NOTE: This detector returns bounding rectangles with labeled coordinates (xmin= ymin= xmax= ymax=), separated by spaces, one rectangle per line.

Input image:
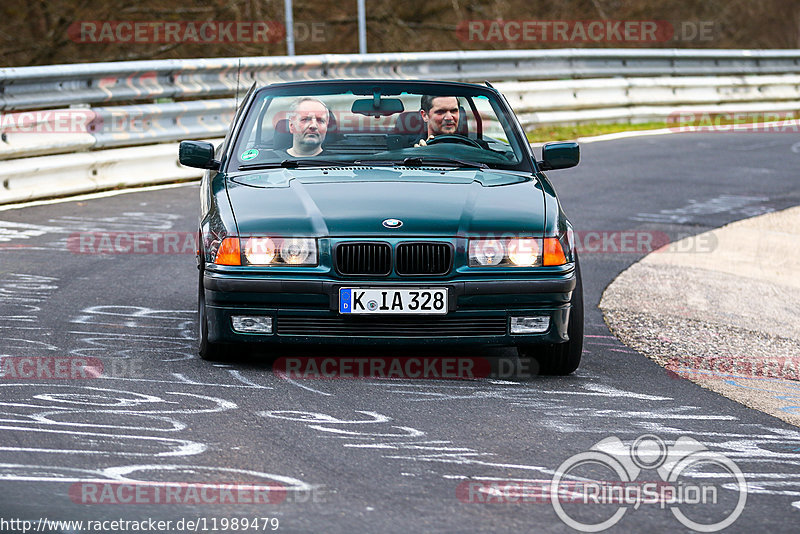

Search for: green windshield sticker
xmin=241 ymin=149 xmax=259 ymax=161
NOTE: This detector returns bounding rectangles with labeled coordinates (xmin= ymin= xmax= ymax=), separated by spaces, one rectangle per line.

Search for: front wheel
xmin=198 ymin=267 xmax=228 ymax=361
xmin=518 ymin=256 xmax=584 ymax=375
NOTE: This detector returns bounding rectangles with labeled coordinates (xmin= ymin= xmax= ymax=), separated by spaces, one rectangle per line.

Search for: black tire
xmin=198 ymin=267 xmax=228 ymax=361
xmin=518 ymin=256 xmax=584 ymax=375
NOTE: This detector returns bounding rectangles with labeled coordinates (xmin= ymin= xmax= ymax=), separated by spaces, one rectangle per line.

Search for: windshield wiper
xmin=239 ymin=159 xmax=355 ymax=170
xmin=352 ymin=159 xmax=397 ymax=166
xmin=239 ymin=157 xmax=488 ymax=170
xmin=401 ymin=156 xmax=488 ymax=169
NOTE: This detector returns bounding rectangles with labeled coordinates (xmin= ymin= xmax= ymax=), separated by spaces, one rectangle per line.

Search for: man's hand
xmin=413 ymin=138 xmax=429 ymax=148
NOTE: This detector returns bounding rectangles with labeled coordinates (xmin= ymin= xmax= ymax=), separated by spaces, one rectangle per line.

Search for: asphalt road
xmin=1 ymin=132 xmax=800 ymax=533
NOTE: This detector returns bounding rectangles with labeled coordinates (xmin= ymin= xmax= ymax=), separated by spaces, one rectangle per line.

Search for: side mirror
xmin=538 ymin=142 xmax=580 ymax=171
xmin=179 ymin=141 xmax=220 ymax=170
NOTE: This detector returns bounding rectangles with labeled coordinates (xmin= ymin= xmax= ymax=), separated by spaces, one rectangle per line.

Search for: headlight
xmin=469 ymin=237 xmax=564 ymax=267
xmin=244 ymin=237 xmax=276 ymax=264
xmin=243 ymin=237 xmax=317 ymax=266
xmin=280 ymin=238 xmax=314 ymax=264
xmin=468 ymin=239 xmax=505 ymax=266
xmin=507 ymin=238 xmax=540 ymax=266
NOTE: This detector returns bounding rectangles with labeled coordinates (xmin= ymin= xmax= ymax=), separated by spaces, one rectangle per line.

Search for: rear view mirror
xmin=351 ymin=98 xmax=404 ymax=117
xmin=179 ymin=141 xmax=220 ymax=170
xmin=538 ymin=142 xmax=580 ymax=171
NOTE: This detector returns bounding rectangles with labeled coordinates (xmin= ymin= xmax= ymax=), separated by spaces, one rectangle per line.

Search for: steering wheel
xmin=425 ymin=134 xmax=483 ymax=149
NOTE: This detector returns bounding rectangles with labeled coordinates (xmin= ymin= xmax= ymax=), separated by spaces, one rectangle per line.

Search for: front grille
xmin=396 ymin=242 xmax=452 ymax=275
xmin=336 ymin=242 xmax=391 ymax=275
xmin=277 ymin=316 xmax=507 ymax=337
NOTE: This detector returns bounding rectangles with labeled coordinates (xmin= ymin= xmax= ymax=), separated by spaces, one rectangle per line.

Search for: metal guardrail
xmin=2 ymin=49 xmax=800 ymax=204
xmin=3 ymin=72 xmax=799 ymax=160
xmin=0 ymin=100 xmax=235 ymax=160
xmin=89 ymin=99 xmax=235 ymax=148
xmin=498 ymin=74 xmax=800 ymax=110
xmin=497 ymin=74 xmax=800 ymax=124
xmin=3 ymin=49 xmax=800 ymax=111
xmin=0 ymin=142 xmax=207 ymax=204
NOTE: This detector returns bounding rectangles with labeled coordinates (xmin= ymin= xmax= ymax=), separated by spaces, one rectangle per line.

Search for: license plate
xmin=339 ymin=288 xmax=448 ymax=315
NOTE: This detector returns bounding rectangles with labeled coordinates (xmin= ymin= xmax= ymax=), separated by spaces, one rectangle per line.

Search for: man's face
xmin=421 ymin=97 xmax=459 ymax=137
xmin=289 ymin=100 xmax=328 ymax=152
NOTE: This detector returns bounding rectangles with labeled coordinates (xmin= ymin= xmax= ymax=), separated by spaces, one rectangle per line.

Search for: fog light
xmin=232 ymin=316 xmax=273 ymax=334
xmin=510 ymin=316 xmax=550 ymax=334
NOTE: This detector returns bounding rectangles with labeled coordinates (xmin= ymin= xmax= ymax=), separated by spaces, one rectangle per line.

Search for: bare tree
xmin=0 ymin=0 xmax=795 ymax=67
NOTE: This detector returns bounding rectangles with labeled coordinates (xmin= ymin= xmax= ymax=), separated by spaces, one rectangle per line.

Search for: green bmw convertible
xmin=180 ymin=79 xmax=583 ymax=374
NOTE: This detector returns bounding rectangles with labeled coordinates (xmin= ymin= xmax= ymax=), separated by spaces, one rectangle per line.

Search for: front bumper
xmin=203 ymin=269 xmax=576 ymax=346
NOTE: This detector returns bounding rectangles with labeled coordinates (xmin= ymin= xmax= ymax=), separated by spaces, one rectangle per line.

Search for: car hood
xmin=227 ymin=168 xmax=546 ymax=237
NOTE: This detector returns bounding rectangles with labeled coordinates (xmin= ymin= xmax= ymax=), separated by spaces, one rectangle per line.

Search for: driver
xmin=414 ymin=95 xmax=460 ymax=147
xmin=287 ymin=97 xmax=329 ymax=157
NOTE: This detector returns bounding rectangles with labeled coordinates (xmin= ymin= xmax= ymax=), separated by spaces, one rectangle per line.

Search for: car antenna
xmin=235 ymin=58 xmax=242 ymax=110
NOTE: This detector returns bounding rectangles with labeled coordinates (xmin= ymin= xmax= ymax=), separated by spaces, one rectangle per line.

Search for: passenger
xmin=287 ymin=97 xmax=329 ymax=157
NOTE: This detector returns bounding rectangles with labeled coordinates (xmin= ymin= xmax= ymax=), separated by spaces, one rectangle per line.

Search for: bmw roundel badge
xmin=382 ymin=218 xmax=403 ymax=229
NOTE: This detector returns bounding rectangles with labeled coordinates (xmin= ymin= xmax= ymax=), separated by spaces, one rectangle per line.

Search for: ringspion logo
xmin=458 ymin=434 xmax=747 ymax=532
xmin=552 ymin=435 xmax=746 ymax=532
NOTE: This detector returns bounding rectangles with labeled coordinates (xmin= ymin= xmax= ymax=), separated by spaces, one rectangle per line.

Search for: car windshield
xmin=228 ymin=82 xmax=532 ymax=172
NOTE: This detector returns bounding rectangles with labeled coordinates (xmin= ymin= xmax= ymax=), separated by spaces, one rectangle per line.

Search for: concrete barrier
xmin=0 ymin=140 xmax=221 ymax=204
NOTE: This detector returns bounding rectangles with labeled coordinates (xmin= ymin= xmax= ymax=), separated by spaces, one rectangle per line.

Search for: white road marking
xmin=0 ymin=182 xmax=197 ymax=213
xmin=227 ymin=370 xmax=272 ymax=389
xmin=0 ymin=425 xmax=204 ymax=457
xmin=276 ymin=375 xmax=333 ymax=396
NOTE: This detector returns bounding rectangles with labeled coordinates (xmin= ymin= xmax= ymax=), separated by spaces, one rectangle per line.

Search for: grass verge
xmin=526 ymin=112 xmax=800 ymax=143
xmin=526 ymin=122 xmax=670 ymax=143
